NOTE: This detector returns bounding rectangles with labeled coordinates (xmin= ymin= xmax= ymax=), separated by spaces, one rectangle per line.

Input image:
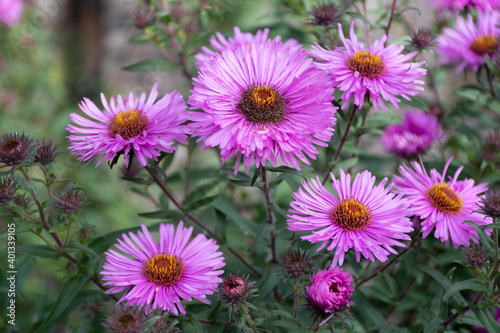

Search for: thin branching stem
xmin=385 ymin=0 xmax=398 ymax=42
xmin=241 ymin=302 xmax=258 ymax=333
xmin=261 ymin=165 xmax=277 ymax=263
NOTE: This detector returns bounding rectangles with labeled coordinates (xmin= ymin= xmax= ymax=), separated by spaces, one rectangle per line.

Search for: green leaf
xmin=184 ymin=182 xmax=222 ymax=212
xmin=12 ymin=244 xmax=60 ymax=260
xmin=442 ymin=278 xmax=488 ymax=302
xmin=345 ymin=12 xmax=382 ymax=29
xmin=122 ymin=58 xmax=180 ymax=72
xmin=48 ymin=222 xmax=71 ymax=233
xmin=399 ymin=97 xmax=429 ymax=111
xmin=418 ymin=265 xmax=466 ymax=305
xmin=469 ymin=304 xmax=500 ymax=332
xmin=35 ymin=272 xmax=91 ymax=332
xmin=211 ymin=197 xmax=256 ymax=237
xmin=423 ymin=318 xmax=443 ymax=333
xmin=138 ymin=209 xmax=184 ymax=220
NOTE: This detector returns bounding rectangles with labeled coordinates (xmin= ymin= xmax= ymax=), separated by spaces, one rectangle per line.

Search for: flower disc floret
xmin=288 ymin=169 xmax=412 ymax=266
xmin=143 ymin=253 xmax=185 ymax=286
xmin=67 ymin=83 xmax=189 ymax=167
xmin=347 ymin=50 xmax=386 ymax=78
xmin=426 ymin=183 xmax=463 ymax=214
xmin=238 ymin=86 xmax=286 ymax=124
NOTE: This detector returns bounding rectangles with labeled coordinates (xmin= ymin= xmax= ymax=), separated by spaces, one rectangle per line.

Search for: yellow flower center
xmin=347 ymin=50 xmax=386 ymax=78
xmin=331 ymin=198 xmax=372 ymax=231
xmin=469 ymin=34 xmax=498 ymax=56
xmin=426 ymin=183 xmax=463 ymax=214
xmin=143 ymin=253 xmax=185 ymax=286
xmin=238 ymin=85 xmax=286 ymax=124
xmin=108 ymin=109 xmax=150 ymax=140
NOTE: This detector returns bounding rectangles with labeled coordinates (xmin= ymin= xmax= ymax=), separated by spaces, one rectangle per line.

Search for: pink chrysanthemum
xmin=189 ymin=39 xmax=337 ymax=173
xmin=437 ymin=12 xmax=500 ymax=72
xmin=307 ymin=267 xmax=354 ymax=313
xmin=287 ymin=170 xmax=413 ymax=266
xmin=381 ymin=109 xmax=444 ymax=157
xmin=0 ymin=0 xmax=23 ymax=27
xmin=431 ymin=0 xmax=500 ymax=12
xmin=392 ymin=157 xmax=493 ymax=248
xmin=100 ymin=222 xmax=225 ymax=315
xmin=309 ymin=22 xmax=426 ymax=111
xmin=194 ymin=26 xmax=300 ymax=67
xmin=67 ymin=83 xmax=189 ymax=167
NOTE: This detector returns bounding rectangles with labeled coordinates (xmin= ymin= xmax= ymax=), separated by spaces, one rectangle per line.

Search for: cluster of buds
xmin=0 ymin=132 xmax=61 ymax=167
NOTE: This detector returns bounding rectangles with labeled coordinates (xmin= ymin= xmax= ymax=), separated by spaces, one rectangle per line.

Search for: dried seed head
xmin=52 ymin=187 xmax=88 ymax=214
xmin=103 ymin=305 xmax=147 ymax=333
xmin=409 ymin=28 xmax=435 ymax=50
xmin=0 ymin=132 xmax=36 ymax=166
xmin=478 ymin=191 xmax=500 ymax=218
xmin=0 ymin=176 xmax=16 ymax=203
xmin=34 ymin=139 xmax=62 ymax=165
xmin=278 ymin=248 xmax=314 ymax=280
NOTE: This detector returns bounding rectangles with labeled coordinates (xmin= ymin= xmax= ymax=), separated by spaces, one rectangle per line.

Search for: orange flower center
xmin=143 ymin=253 xmax=185 ymax=286
xmin=347 ymin=50 xmax=386 ymax=78
xmin=331 ymin=198 xmax=372 ymax=231
xmin=108 ymin=109 xmax=150 ymax=140
xmin=238 ymin=85 xmax=286 ymax=124
xmin=426 ymin=183 xmax=463 ymax=214
xmin=469 ymin=34 xmax=498 ymax=56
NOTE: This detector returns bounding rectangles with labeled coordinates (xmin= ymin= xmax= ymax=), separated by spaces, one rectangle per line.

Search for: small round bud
xmin=278 ymin=247 xmax=314 ymax=280
xmin=0 ymin=132 xmax=36 ymax=166
xmin=52 ymin=187 xmax=88 ymax=214
xmin=309 ymin=2 xmax=343 ymax=27
xmin=150 ymin=312 xmax=181 ymax=333
xmin=132 ymin=10 xmax=152 ymax=29
xmin=409 ymin=28 xmax=435 ymax=50
xmin=0 ymin=176 xmax=16 ymax=203
xmin=217 ymin=273 xmax=257 ymax=313
xmin=478 ymin=191 xmax=500 ymax=218
xmin=103 ymin=305 xmax=147 ymax=333
xmin=34 ymin=139 xmax=61 ymax=165
xmin=78 ymin=221 xmax=95 ymax=244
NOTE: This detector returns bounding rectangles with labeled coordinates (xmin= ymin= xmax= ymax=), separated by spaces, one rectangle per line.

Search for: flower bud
xmin=103 ymin=305 xmax=147 ymax=333
xmin=52 ymin=187 xmax=88 ymax=214
xmin=309 ymin=2 xmax=343 ymax=27
xmin=34 ymin=139 xmax=61 ymax=165
xmin=478 ymin=191 xmax=500 ymax=218
xmin=278 ymin=247 xmax=314 ymax=280
xmin=0 ymin=176 xmax=16 ymax=203
xmin=218 ymin=273 xmax=257 ymax=313
xmin=409 ymin=28 xmax=435 ymax=50
xmin=0 ymin=132 xmax=35 ymax=166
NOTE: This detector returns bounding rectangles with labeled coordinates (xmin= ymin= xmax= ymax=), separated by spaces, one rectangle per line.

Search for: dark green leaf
xmin=418 ymin=265 xmax=466 ymax=305
xmin=122 ymin=58 xmax=180 ymax=72
xmin=48 ymin=222 xmax=71 ymax=233
xmin=0 ymin=244 xmax=59 ymax=260
xmin=469 ymin=304 xmax=500 ymax=332
xmin=442 ymin=278 xmax=488 ymax=302
xmin=345 ymin=12 xmax=382 ymax=29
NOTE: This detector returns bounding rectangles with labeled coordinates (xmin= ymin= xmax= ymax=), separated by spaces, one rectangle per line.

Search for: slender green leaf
xmin=346 ymin=12 xmax=382 ymax=29
xmin=418 ymin=265 xmax=466 ymax=305
xmin=442 ymin=278 xmax=488 ymax=302
xmin=122 ymin=58 xmax=180 ymax=72
xmin=0 ymin=244 xmax=59 ymax=260
xmin=470 ymin=304 xmax=500 ymax=332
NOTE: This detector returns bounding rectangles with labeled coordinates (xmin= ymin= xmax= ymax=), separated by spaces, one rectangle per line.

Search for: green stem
xmin=241 ymin=303 xmax=258 ymax=333
xmin=294 ymin=277 xmax=300 ymax=326
xmin=261 ymin=165 xmax=277 ymax=263
xmin=146 ymin=167 xmax=263 ymax=277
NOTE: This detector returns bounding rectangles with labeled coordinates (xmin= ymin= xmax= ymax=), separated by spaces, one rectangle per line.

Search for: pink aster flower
xmin=194 ymin=26 xmax=300 ymax=67
xmin=381 ymin=109 xmax=444 ymax=158
xmin=431 ymin=0 xmax=500 ymax=12
xmin=307 ymin=267 xmax=354 ymax=314
xmin=100 ymin=221 xmax=225 ymax=315
xmin=67 ymin=83 xmax=189 ymax=167
xmin=392 ymin=157 xmax=493 ymax=248
xmin=287 ymin=170 xmax=413 ymax=266
xmin=189 ymin=39 xmax=337 ymax=173
xmin=437 ymin=11 xmax=500 ymax=72
xmin=309 ymin=22 xmax=426 ymax=111
xmin=0 ymin=0 xmax=23 ymax=27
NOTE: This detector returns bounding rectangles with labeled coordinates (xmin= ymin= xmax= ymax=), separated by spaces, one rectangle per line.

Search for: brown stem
xmin=322 ymin=105 xmax=358 ymax=185
xmin=146 ymin=167 xmax=263 ymax=277
xmin=261 ymin=165 xmax=277 ymax=263
xmin=385 ymin=0 xmax=398 ymax=42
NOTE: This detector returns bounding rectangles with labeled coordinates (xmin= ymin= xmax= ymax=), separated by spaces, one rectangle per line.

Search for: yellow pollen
xmin=331 ymin=198 xmax=372 ymax=231
xmin=143 ymin=253 xmax=184 ymax=286
xmin=252 ymin=86 xmax=276 ymax=106
xmin=347 ymin=50 xmax=386 ymax=78
xmin=108 ymin=109 xmax=150 ymax=140
xmin=469 ymin=34 xmax=498 ymax=56
xmin=426 ymin=183 xmax=463 ymax=214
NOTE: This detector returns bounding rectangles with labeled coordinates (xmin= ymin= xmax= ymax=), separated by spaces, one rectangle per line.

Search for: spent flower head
xmin=409 ymin=28 xmax=436 ymax=50
xmin=218 ymin=273 xmax=257 ymax=313
xmin=34 ymin=139 xmax=62 ymax=166
xmin=0 ymin=132 xmax=36 ymax=167
xmin=309 ymin=2 xmax=343 ymax=27
xmin=103 ymin=305 xmax=147 ymax=333
xmin=479 ymin=191 xmax=500 ymax=218
xmin=278 ymin=247 xmax=314 ymax=280
xmin=52 ymin=187 xmax=88 ymax=214
xmin=461 ymin=244 xmax=493 ymax=268
xmin=0 ymin=176 xmax=16 ymax=203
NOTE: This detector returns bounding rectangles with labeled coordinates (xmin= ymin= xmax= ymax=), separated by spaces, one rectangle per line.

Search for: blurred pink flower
xmin=309 ymin=22 xmax=426 ymax=111
xmin=381 ymin=110 xmax=444 ymax=157
xmin=437 ymin=11 xmax=500 ymax=72
xmin=307 ymin=267 xmax=354 ymax=313
xmin=431 ymin=0 xmax=500 ymax=12
xmin=0 ymin=0 xmax=23 ymax=27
